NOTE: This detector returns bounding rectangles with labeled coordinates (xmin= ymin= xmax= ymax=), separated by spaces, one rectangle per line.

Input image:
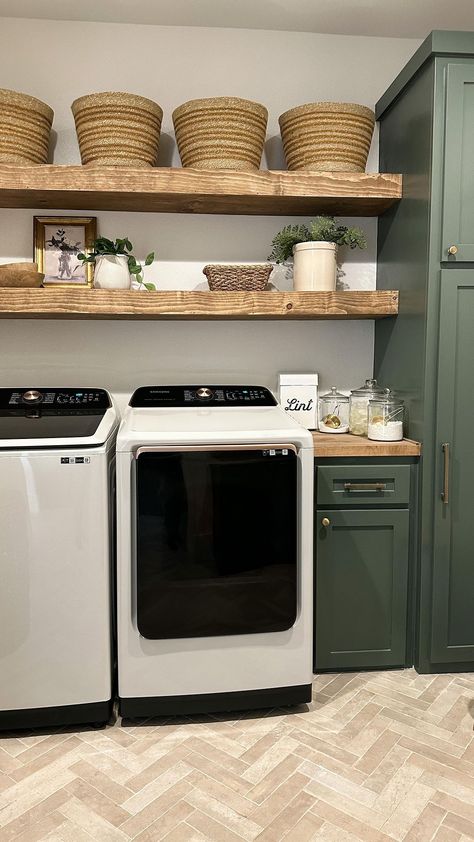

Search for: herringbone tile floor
xmin=1 ymin=669 xmax=474 ymax=841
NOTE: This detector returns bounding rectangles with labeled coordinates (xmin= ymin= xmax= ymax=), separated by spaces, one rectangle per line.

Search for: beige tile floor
xmin=1 ymin=669 xmax=474 ymax=841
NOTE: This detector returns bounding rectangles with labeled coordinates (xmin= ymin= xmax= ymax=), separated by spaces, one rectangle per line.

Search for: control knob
xmin=22 ymin=390 xmax=43 ymax=404
xmin=196 ymin=387 xmax=213 ymax=401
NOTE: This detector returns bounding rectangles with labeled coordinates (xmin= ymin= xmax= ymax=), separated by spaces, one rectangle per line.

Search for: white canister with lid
xmin=279 ymin=373 xmax=318 ymax=429
xmin=349 ymin=378 xmax=385 ymax=436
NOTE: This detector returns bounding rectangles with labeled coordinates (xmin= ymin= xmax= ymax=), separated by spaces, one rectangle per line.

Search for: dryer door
xmin=135 ymin=445 xmax=298 ymax=639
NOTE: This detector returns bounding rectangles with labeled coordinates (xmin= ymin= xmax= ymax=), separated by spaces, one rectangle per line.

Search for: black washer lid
xmin=0 ymin=388 xmax=111 ymax=441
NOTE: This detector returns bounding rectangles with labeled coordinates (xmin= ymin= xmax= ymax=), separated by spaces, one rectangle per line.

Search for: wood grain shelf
xmin=0 ymin=165 xmax=402 ymax=216
xmin=313 ymin=432 xmax=421 ymax=457
xmin=0 ymin=289 xmax=399 ymax=320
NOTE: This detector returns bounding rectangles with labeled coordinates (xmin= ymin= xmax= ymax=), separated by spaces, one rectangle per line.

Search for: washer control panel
xmin=0 ymin=388 xmax=111 ymax=410
xmin=130 ymin=385 xmax=277 ymax=407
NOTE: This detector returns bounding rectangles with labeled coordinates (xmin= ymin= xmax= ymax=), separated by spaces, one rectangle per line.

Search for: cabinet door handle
xmin=321 ymin=517 xmax=331 ymax=527
xmin=343 ymin=482 xmax=387 ymax=491
xmin=441 ymin=442 xmax=450 ymax=504
xmin=448 ymin=245 xmax=458 ymax=255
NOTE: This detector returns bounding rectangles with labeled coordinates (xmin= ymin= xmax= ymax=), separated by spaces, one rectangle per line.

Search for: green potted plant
xmin=78 ymin=237 xmax=155 ymax=290
xmin=268 ymin=216 xmax=366 ymax=291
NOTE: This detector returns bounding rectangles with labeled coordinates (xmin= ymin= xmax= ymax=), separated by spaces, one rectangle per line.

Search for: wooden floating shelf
xmin=0 ymin=289 xmax=399 ymax=320
xmin=0 ymin=165 xmax=402 ymax=216
xmin=313 ymin=432 xmax=421 ymax=457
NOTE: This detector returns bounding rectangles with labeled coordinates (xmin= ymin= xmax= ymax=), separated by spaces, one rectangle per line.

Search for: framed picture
xmin=34 ymin=216 xmax=97 ymax=287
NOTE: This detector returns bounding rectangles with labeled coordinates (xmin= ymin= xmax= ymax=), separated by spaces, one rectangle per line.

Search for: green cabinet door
xmin=442 ymin=64 xmax=474 ymax=261
xmin=431 ymin=271 xmax=474 ymax=664
xmin=315 ymin=509 xmax=409 ymax=671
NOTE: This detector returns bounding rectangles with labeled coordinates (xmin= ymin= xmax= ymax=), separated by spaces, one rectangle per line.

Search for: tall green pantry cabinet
xmin=375 ymin=31 xmax=474 ymax=672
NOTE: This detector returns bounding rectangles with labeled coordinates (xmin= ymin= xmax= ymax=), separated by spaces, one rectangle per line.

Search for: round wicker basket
xmin=203 ymin=264 xmax=272 ymax=291
xmin=71 ymin=92 xmax=163 ymax=167
xmin=279 ymin=101 xmax=375 ymax=172
xmin=173 ymin=97 xmax=268 ymax=171
xmin=0 ymin=88 xmax=53 ymax=165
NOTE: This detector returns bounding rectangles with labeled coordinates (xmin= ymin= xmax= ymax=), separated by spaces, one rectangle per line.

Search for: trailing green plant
xmin=268 ymin=216 xmax=367 ymax=263
xmin=78 ymin=237 xmax=156 ymax=289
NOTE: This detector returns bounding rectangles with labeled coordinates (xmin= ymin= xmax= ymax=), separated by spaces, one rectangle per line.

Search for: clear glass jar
xmin=318 ymin=386 xmax=349 ymax=433
xmin=368 ymin=389 xmax=404 ymax=441
xmin=349 ymin=378 xmax=385 ymax=436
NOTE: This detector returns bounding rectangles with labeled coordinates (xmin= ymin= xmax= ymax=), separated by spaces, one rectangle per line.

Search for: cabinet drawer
xmin=317 ymin=464 xmax=410 ymax=506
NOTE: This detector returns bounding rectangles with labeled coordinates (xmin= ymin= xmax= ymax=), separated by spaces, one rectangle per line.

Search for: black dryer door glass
xmin=135 ymin=447 xmax=298 ymax=639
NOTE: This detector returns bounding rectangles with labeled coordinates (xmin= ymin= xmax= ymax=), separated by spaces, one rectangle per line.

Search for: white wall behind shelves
xmin=0 ymin=18 xmax=419 ymax=398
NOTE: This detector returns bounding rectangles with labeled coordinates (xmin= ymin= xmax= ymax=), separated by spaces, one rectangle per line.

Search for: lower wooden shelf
xmin=312 ymin=432 xmax=421 ymax=457
xmin=0 ymin=289 xmax=398 ymax=320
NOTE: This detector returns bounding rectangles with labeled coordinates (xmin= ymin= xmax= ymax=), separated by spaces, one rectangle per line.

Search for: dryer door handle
xmin=134 ymin=443 xmax=298 ymax=457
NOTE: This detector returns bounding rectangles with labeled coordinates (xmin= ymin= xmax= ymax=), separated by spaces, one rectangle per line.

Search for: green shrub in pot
xmin=268 ymin=216 xmax=366 ymax=292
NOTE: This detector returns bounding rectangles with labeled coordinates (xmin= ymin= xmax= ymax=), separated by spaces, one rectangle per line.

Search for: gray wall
xmin=0 ymin=18 xmax=419 ymax=401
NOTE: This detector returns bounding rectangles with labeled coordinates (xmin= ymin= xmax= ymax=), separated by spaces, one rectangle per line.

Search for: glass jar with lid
xmin=349 ymin=378 xmax=385 ymax=436
xmin=318 ymin=386 xmax=349 ymax=434
xmin=368 ymin=388 xmax=404 ymax=441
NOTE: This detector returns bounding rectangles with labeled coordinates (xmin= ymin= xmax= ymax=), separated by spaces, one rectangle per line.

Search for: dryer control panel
xmin=0 ymin=388 xmax=111 ymax=410
xmin=130 ymin=385 xmax=277 ymax=407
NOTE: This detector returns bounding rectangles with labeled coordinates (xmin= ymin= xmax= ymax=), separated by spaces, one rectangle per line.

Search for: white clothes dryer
xmin=0 ymin=387 xmax=118 ymax=729
xmin=116 ymin=385 xmax=313 ymax=717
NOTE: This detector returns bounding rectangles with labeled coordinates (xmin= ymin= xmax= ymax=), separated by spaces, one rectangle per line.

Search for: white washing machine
xmin=116 ymin=385 xmax=313 ymax=717
xmin=0 ymin=387 xmax=118 ymax=729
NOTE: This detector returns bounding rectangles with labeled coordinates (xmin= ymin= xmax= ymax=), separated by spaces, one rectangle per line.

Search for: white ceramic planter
xmin=93 ymin=254 xmax=131 ymax=290
xmin=293 ymin=241 xmax=337 ymax=291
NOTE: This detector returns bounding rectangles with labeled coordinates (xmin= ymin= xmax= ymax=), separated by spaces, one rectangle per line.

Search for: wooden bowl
xmin=0 ymin=263 xmax=44 ymax=287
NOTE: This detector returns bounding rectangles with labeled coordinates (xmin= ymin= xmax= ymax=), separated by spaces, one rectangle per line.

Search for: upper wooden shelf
xmin=0 ymin=289 xmax=398 ymax=320
xmin=0 ymin=165 xmax=402 ymax=216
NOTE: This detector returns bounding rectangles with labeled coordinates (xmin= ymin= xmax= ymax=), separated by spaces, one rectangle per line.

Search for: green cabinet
xmin=442 ymin=65 xmax=474 ymax=262
xmin=375 ymin=31 xmax=474 ymax=672
xmin=314 ymin=461 xmax=416 ymax=672
xmin=431 ymin=271 xmax=474 ymax=662
xmin=315 ymin=508 xmax=409 ymax=670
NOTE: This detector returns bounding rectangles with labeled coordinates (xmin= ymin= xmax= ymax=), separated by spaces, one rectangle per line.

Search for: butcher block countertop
xmin=312 ymin=432 xmax=421 ymax=458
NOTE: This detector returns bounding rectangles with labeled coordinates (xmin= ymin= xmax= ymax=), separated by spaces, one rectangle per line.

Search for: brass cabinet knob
xmin=448 ymin=245 xmax=458 ymax=255
xmin=321 ymin=517 xmax=331 ymax=527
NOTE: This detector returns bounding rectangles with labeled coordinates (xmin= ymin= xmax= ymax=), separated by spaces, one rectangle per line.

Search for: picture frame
xmin=34 ymin=216 xmax=97 ymax=288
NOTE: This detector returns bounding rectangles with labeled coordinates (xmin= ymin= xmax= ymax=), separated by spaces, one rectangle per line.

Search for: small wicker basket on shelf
xmin=203 ymin=264 xmax=272 ymax=291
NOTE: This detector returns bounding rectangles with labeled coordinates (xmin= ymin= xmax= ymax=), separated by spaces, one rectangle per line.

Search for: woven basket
xmin=279 ymin=101 xmax=375 ymax=172
xmin=203 ymin=264 xmax=272 ymax=291
xmin=0 ymin=88 xmax=53 ymax=165
xmin=173 ymin=97 xmax=268 ymax=170
xmin=71 ymin=91 xmax=163 ymax=167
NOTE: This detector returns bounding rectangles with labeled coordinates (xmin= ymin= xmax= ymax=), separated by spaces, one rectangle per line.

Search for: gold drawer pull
xmin=343 ymin=482 xmax=387 ymax=491
xmin=448 ymin=245 xmax=458 ymax=255
xmin=321 ymin=517 xmax=331 ymax=527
